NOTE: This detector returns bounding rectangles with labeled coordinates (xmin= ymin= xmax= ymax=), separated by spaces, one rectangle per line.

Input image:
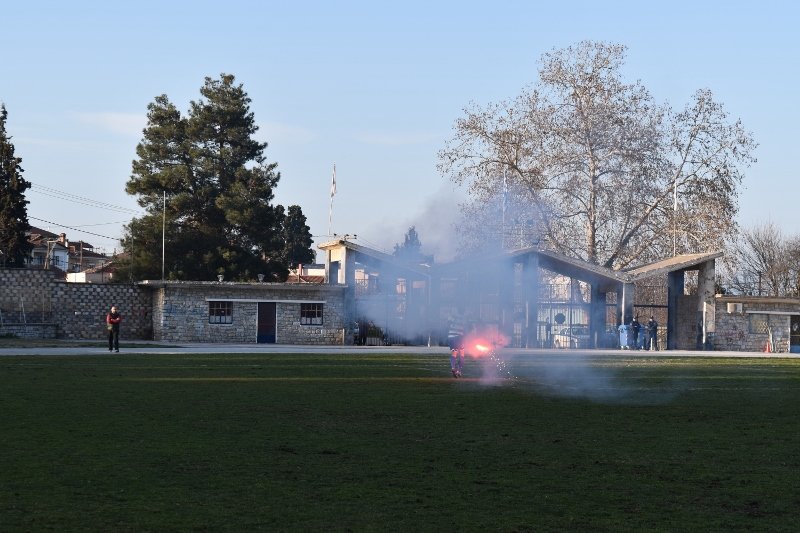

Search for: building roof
xmin=83 ymin=260 xmax=117 ymax=274
xmin=318 ymin=238 xmax=432 ymax=276
xmin=515 ymin=247 xmax=629 ymax=292
xmin=319 ymin=238 xmax=722 ymax=291
xmin=70 ymin=248 xmax=108 ymax=260
xmin=624 ymin=251 xmax=724 ymax=281
xmin=26 ymin=226 xmax=59 ymax=239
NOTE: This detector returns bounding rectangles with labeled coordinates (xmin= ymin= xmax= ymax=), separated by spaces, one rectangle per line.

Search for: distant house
xmin=26 ymin=227 xmax=113 ymax=282
xmin=286 ymin=263 xmax=325 ymax=284
xmin=26 ymin=228 xmax=69 ymax=273
xmin=66 ymin=240 xmax=111 ymax=274
xmin=65 ymin=259 xmax=117 ymax=283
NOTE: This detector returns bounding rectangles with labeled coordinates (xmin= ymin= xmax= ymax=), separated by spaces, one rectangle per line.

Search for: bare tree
xmin=438 ymin=41 xmax=756 ymax=268
xmin=728 ymin=222 xmax=800 ymax=296
xmin=786 ymin=235 xmax=800 ymax=297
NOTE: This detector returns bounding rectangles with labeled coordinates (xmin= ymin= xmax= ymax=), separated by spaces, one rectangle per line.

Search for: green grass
xmin=1 ymin=352 xmax=799 ymax=531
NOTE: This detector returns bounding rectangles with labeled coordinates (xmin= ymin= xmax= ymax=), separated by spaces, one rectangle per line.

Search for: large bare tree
xmin=438 ymin=41 xmax=757 ymax=268
xmin=727 ymin=222 xmax=800 ymax=297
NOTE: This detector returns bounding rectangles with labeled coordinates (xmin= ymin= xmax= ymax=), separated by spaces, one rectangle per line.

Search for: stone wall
xmin=0 ymin=268 xmax=152 ymax=340
xmin=147 ymin=280 xmax=346 ymax=344
xmin=0 ymin=323 xmax=58 ymax=339
xmin=713 ymin=296 xmax=798 ymax=353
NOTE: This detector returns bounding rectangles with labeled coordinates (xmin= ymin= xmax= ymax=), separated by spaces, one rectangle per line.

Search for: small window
xmin=209 ymin=301 xmax=233 ymax=324
xmin=748 ymin=313 xmax=768 ymax=334
xmin=301 ymin=303 xmax=323 ymax=325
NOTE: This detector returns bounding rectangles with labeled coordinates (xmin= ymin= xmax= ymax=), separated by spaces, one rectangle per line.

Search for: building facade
xmin=4 ymin=244 xmax=800 ymax=351
xmin=144 ymin=280 xmax=347 ymax=344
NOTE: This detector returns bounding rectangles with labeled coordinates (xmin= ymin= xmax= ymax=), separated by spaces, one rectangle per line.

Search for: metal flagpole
xmin=328 ymin=163 xmax=336 ymax=236
xmin=162 ymin=190 xmax=166 ymax=280
xmin=502 ymin=172 xmax=507 ymax=249
xmin=673 ymin=179 xmax=678 ymax=256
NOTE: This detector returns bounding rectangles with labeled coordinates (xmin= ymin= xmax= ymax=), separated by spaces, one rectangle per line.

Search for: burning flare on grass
xmin=463 ymin=326 xmax=516 ymax=380
xmin=464 ymin=325 xmax=510 ymax=358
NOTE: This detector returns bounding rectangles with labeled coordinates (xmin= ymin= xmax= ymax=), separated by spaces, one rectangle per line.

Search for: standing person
xmin=545 ymin=318 xmax=553 ymax=348
xmin=647 ymin=316 xmax=659 ymax=351
xmin=618 ymin=323 xmax=629 ymax=349
xmin=106 ymin=305 xmax=122 ymax=353
xmin=447 ymin=314 xmax=465 ymax=378
xmin=630 ymin=315 xmax=641 ymax=350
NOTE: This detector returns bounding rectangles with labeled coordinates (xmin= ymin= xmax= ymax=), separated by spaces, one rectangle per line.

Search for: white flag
xmin=330 ymin=163 xmax=337 ymax=198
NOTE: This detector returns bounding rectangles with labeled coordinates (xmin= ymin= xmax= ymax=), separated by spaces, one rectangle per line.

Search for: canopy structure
xmin=319 ymin=238 xmax=721 ymax=349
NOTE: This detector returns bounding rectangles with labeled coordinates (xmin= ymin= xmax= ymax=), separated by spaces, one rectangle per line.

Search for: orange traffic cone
xmin=764 ymin=341 xmax=771 ymax=353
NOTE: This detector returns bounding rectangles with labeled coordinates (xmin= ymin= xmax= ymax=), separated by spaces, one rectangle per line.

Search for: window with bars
xmin=209 ymin=301 xmax=233 ymax=324
xmin=748 ymin=313 xmax=769 ymax=334
xmin=301 ymin=303 xmax=323 ymax=325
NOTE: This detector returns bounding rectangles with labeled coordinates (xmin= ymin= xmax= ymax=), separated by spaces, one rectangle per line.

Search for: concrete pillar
xmin=524 ymin=253 xmax=540 ymax=348
xmin=697 ymin=259 xmax=716 ymax=350
xmin=667 ymin=270 xmax=685 ymax=350
xmin=344 ymin=249 xmax=357 ymax=328
xmin=324 ymin=245 xmax=344 ymax=286
xmin=590 ymin=285 xmax=607 ymax=348
xmin=343 ymin=248 xmax=356 ymax=287
xmin=621 ymin=282 xmax=635 ymax=326
xmin=426 ymin=270 xmax=439 ymax=347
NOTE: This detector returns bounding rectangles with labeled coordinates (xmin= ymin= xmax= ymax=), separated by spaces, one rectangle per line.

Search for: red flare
xmin=463 ymin=325 xmax=510 ymax=358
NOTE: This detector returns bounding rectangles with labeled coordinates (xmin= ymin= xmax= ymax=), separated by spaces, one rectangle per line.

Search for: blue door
xmin=791 ymin=315 xmax=800 ymax=353
xmin=257 ymin=302 xmax=276 ymax=343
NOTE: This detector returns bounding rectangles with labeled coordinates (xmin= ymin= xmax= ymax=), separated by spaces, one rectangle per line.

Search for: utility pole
xmin=162 ymin=191 xmax=166 ymax=281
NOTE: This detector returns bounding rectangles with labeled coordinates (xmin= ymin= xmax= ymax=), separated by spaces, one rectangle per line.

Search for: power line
xmin=29 ymin=181 xmax=142 ymax=214
xmin=28 ymin=216 xmax=121 ymax=241
xmin=32 ymin=188 xmax=136 ymax=213
xmin=72 ymin=220 xmax=132 ymax=227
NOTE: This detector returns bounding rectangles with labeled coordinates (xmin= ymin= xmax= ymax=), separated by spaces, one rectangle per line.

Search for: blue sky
xmin=2 ymin=1 xmax=798 ymax=261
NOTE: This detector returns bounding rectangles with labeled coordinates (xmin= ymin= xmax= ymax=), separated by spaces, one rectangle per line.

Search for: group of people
xmin=626 ymin=315 xmax=659 ymax=350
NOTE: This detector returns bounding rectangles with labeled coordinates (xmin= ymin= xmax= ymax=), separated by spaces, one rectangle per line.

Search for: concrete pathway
xmin=0 ymin=341 xmax=797 ymax=358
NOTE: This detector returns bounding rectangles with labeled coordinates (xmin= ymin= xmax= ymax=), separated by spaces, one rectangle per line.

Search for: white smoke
xmin=483 ymin=352 xmax=680 ymax=404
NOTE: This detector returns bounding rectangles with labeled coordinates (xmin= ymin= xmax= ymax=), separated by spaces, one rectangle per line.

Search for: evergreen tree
xmin=122 ymin=74 xmax=287 ymax=281
xmin=0 ymin=104 xmax=32 ymax=267
xmin=282 ymin=205 xmax=315 ymax=267
xmin=393 ymin=226 xmax=424 ymax=261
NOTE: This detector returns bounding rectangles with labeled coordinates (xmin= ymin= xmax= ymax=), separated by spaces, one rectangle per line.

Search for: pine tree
xmin=283 ymin=205 xmax=315 ymax=267
xmin=122 ymin=74 xmax=287 ymax=281
xmin=0 ymin=104 xmax=32 ymax=267
xmin=393 ymin=226 xmax=424 ymax=262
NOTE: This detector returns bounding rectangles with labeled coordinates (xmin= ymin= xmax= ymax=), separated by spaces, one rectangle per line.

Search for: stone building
xmin=713 ymin=295 xmax=800 ymax=353
xmin=143 ymin=280 xmax=346 ymax=345
xmin=0 ymin=269 xmax=345 ymax=345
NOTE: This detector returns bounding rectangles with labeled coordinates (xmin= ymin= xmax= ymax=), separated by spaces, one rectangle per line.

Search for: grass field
xmin=1 ymin=351 xmax=799 ymax=531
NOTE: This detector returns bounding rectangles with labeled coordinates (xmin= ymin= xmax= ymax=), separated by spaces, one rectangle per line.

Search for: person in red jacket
xmin=106 ymin=305 xmax=122 ymax=352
